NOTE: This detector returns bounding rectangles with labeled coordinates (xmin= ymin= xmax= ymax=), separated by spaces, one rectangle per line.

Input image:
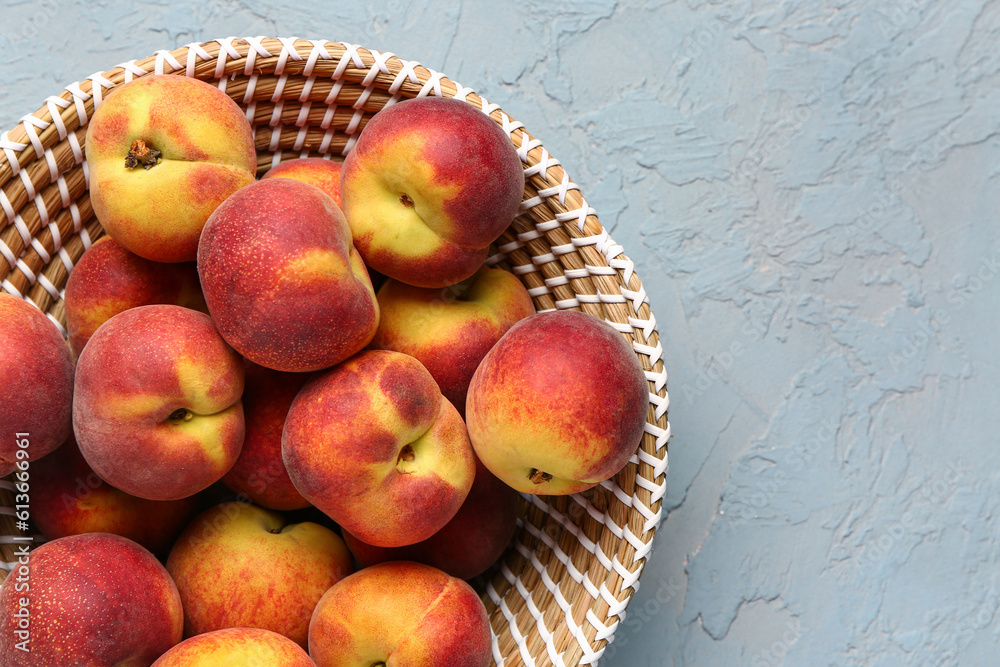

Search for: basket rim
xmin=0 ymin=36 xmax=670 ymax=667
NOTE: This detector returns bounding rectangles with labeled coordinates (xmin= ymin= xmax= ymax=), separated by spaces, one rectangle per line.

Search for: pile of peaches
xmin=0 ymin=74 xmax=649 ymax=666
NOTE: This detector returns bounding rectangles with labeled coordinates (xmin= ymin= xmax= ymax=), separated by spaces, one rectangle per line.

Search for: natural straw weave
xmin=0 ymin=37 xmax=669 ymax=666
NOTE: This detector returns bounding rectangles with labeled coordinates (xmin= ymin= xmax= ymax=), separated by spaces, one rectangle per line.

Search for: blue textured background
xmin=3 ymin=1 xmax=998 ymax=665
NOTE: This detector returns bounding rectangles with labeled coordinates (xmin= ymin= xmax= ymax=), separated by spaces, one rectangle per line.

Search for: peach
xmin=466 ymin=310 xmax=649 ymax=495
xmin=86 ymin=75 xmax=257 ymax=263
xmin=0 ymin=533 xmax=183 ymax=666
xmin=152 ymin=628 xmax=317 ymax=666
xmin=73 ymin=304 xmax=245 ymax=500
xmin=282 ymin=350 xmax=476 ymax=547
xmin=309 ymin=561 xmax=492 ymax=667
xmin=369 ymin=266 xmax=534 ymax=417
xmin=0 ymin=293 xmax=74 ymax=473
xmin=221 ymin=363 xmax=311 ymax=510
xmin=64 ymin=235 xmax=206 ymax=357
xmin=30 ymin=435 xmax=201 ymax=555
xmin=166 ymin=502 xmax=353 ymax=647
xmin=198 ymin=178 xmax=379 ymax=372
xmin=343 ymin=456 xmax=519 ymax=580
xmin=341 ymin=96 xmax=525 ymax=288
xmin=262 ymin=156 xmax=344 ymax=207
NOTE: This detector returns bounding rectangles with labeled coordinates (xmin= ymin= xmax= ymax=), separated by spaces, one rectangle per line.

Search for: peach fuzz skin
xmin=341 ymin=96 xmax=525 ymax=288
xmin=282 ymin=350 xmax=476 ymax=548
xmin=64 ymin=235 xmax=207 ymax=357
xmin=0 ymin=533 xmax=183 ymax=667
xmin=198 ymin=178 xmax=379 ymax=373
xmin=262 ymin=157 xmax=344 ymax=207
xmin=0 ymin=293 xmax=74 ymax=476
xmin=343 ymin=456 xmax=519 ymax=580
xmin=73 ymin=305 xmax=245 ymax=501
xmin=30 ymin=436 xmax=201 ymax=556
xmin=466 ymin=310 xmax=650 ymax=495
xmin=369 ymin=267 xmax=535 ymax=417
xmin=166 ymin=502 xmax=354 ymax=648
xmin=221 ymin=363 xmax=312 ymax=510
xmin=151 ymin=628 xmax=317 ymax=666
xmin=86 ymin=75 xmax=257 ymax=263
xmin=309 ymin=561 xmax=491 ymax=667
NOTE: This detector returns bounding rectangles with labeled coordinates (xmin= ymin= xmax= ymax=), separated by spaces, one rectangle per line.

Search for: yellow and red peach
xmin=343 ymin=456 xmax=519 ymax=579
xmin=198 ymin=178 xmax=379 ymax=372
xmin=86 ymin=75 xmax=257 ymax=263
xmin=166 ymin=502 xmax=353 ymax=647
xmin=341 ymin=96 xmax=525 ymax=288
xmin=221 ymin=363 xmax=311 ymax=511
xmin=0 ymin=533 xmax=184 ymax=666
xmin=282 ymin=350 xmax=476 ymax=547
xmin=152 ymin=628 xmax=317 ymax=666
xmin=309 ymin=561 xmax=492 ymax=667
xmin=73 ymin=304 xmax=245 ymax=501
xmin=0 ymin=293 xmax=74 ymax=475
xmin=369 ymin=267 xmax=534 ymax=417
xmin=262 ymin=157 xmax=344 ymax=208
xmin=30 ymin=436 xmax=201 ymax=555
xmin=64 ymin=236 xmax=206 ymax=357
xmin=466 ymin=310 xmax=649 ymax=495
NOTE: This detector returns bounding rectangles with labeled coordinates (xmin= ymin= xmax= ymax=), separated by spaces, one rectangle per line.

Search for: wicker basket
xmin=0 ymin=37 xmax=670 ymax=666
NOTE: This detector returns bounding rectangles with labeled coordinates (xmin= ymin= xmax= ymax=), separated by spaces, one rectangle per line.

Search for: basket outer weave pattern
xmin=0 ymin=37 xmax=670 ymax=666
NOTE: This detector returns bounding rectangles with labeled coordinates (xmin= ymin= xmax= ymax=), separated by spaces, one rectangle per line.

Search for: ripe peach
xmin=198 ymin=178 xmax=379 ymax=372
xmin=261 ymin=157 xmax=344 ymax=207
xmin=152 ymin=628 xmax=317 ymax=666
xmin=309 ymin=561 xmax=492 ymax=667
xmin=86 ymin=75 xmax=257 ymax=263
xmin=343 ymin=456 xmax=519 ymax=579
xmin=0 ymin=533 xmax=183 ymax=666
xmin=30 ymin=436 xmax=201 ymax=555
xmin=221 ymin=363 xmax=311 ymax=510
xmin=466 ymin=310 xmax=649 ymax=495
xmin=282 ymin=350 xmax=476 ymax=547
xmin=64 ymin=235 xmax=206 ymax=356
xmin=341 ymin=96 xmax=524 ymax=288
xmin=0 ymin=293 xmax=74 ymax=474
xmin=369 ymin=267 xmax=534 ymax=417
xmin=166 ymin=502 xmax=353 ymax=647
xmin=73 ymin=305 xmax=245 ymax=500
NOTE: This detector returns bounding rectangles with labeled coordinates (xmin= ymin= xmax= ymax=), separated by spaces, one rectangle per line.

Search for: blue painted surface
xmin=2 ymin=1 xmax=998 ymax=665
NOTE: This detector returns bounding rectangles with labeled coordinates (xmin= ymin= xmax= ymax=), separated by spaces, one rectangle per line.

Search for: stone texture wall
xmin=2 ymin=1 xmax=996 ymax=665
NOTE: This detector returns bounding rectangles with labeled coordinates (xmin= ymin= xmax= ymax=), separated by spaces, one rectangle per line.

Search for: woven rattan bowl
xmin=0 ymin=37 xmax=669 ymax=666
